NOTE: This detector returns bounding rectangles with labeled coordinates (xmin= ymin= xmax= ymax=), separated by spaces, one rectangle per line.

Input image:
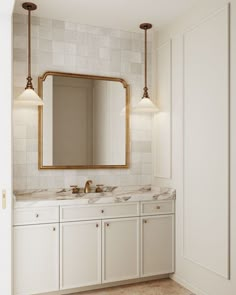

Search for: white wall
xmin=153 ymin=41 xmax=172 ymax=179
xmin=154 ymin=0 xmax=236 ymax=294
xmin=13 ymin=14 xmax=153 ymax=190
xmin=0 ymin=2 xmax=14 ymax=294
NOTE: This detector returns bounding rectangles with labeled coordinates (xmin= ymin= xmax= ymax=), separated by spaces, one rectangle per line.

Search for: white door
xmin=141 ymin=215 xmax=174 ymax=277
xmin=0 ymin=2 xmax=14 ymax=295
xmin=102 ymin=217 xmax=139 ymax=283
xmin=60 ymin=220 xmax=102 ymax=289
xmin=14 ymin=224 xmax=59 ymax=295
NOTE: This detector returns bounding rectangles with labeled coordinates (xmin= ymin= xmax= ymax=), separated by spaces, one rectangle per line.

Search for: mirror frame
xmin=38 ymin=71 xmax=130 ymax=170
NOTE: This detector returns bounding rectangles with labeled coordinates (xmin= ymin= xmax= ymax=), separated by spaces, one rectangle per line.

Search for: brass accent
xmin=140 ymin=23 xmax=152 ymax=100
xmin=22 ymin=2 xmax=37 ymax=10
xmin=70 ymin=185 xmax=80 ymax=194
xmin=38 ymin=71 xmax=130 ymax=170
xmin=84 ymin=180 xmax=92 ymax=193
xmin=22 ymin=3 xmax=37 ymax=90
xmin=2 ymin=190 xmax=6 ymax=210
xmin=95 ymin=184 xmax=104 ymax=193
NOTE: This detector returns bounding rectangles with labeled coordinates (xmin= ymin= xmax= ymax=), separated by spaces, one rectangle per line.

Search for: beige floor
xmin=72 ymin=279 xmax=194 ymax=295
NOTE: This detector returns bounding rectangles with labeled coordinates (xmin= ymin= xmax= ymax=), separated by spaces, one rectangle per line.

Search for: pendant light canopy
xmin=133 ymin=23 xmax=158 ymax=113
xmin=15 ymin=2 xmax=43 ymax=106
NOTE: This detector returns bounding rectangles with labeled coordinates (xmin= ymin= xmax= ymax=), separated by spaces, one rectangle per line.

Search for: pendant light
xmin=15 ymin=2 xmax=43 ymax=106
xmin=133 ymin=23 xmax=158 ymax=113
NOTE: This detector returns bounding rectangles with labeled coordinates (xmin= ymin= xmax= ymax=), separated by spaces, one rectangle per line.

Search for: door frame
xmin=0 ymin=1 xmax=15 ymax=295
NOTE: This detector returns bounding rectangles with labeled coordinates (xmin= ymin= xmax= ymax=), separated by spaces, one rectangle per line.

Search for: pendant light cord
xmin=25 ymin=6 xmax=34 ymax=89
xmin=144 ymin=28 xmax=147 ymax=90
xmin=142 ymin=25 xmax=149 ymax=99
xmin=28 ymin=8 xmax=31 ymax=79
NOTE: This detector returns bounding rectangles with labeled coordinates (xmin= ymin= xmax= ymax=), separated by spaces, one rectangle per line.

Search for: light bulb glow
xmin=133 ymin=98 xmax=159 ymax=113
xmin=15 ymin=89 xmax=44 ymax=106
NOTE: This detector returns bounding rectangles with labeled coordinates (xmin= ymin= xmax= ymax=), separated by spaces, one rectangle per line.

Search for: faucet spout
xmin=84 ymin=180 xmax=93 ymax=193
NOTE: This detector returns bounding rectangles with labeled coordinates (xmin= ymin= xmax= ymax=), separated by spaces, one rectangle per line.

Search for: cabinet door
xmin=60 ymin=220 xmax=101 ymax=289
xmin=14 ymin=223 xmax=59 ymax=295
xmin=141 ymin=215 xmax=174 ymax=277
xmin=102 ymin=217 xmax=139 ymax=283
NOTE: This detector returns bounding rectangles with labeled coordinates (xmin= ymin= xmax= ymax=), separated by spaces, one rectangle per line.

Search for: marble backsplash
xmin=13 ymin=14 xmax=154 ymax=190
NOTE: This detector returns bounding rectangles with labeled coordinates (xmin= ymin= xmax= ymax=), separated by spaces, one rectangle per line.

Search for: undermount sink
xmin=14 ymin=186 xmax=117 ymax=202
xmin=55 ymin=195 xmax=77 ymax=200
xmin=56 ymin=191 xmax=112 ymax=200
xmin=57 ymin=186 xmax=117 ymax=197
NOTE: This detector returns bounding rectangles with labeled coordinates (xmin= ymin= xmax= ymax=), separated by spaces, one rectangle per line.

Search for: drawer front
xmin=141 ymin=201 xmax=174 ymax=216
xmin=61 ymin=203 xmax=139 ymax=222
xmin=14 ymin=207 xmax=59 ymax=226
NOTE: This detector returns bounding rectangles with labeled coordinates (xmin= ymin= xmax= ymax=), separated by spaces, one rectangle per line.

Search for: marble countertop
xmin=14 ymin=186 xmax=176 ymax=208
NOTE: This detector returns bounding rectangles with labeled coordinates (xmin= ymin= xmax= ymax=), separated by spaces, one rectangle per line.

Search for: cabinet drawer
xmin=14 ymin=207 xmax=59 ymax=226
xmin=141 ymin=201 xmax=174 ymax=216
xmin=61 ymin=203 xmax=139 ymax=222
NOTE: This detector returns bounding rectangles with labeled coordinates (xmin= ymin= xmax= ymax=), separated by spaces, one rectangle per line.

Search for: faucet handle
xmin=70 ymin=185 xmax=79 ymax=194
xmin=96 ymin=184 xmax=104 ymax=193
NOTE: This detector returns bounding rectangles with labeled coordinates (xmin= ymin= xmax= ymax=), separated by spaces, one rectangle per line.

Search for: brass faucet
xmin=84 ymin=180 xmax=92 ymax=193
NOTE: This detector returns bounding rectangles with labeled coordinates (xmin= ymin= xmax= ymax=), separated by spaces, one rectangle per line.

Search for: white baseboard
xmin=170 ymin=274 xmax=209 ymax=295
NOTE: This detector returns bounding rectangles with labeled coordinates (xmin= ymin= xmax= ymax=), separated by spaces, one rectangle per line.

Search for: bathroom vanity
xmin=13 ymin=187 xmax=175 ymax=295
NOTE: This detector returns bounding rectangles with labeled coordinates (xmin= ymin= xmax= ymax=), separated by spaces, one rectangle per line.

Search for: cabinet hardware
xmin=2 ymin=190 xmax=6 ymax=209
xmin=156 ymin=206 xmax=161 ymax=209
xmin=36 ymin=214 xmax=39 ymax=218
xmin=96 ymin=224 xmax=99 ymax=228
xmin=106 ymin=223 xmax=109 ymax=227
xmin=144 ymin=220 xmax=147 ymax=224
xmin=70 ymin=185 xmax=80 ymax=194
xmin=53 ymin=227 xmax=56 ymax=231
xmin=101 ymin=210 xmax=104 ymax=213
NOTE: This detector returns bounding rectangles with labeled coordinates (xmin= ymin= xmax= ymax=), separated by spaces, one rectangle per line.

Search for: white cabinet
xmin=60 ymin=220 xmax=102 ymax=289
xmin=102 ymin=217 xmax=139 ymax=283
xmin=60 ymin=203 xmax=139 ymax=222
xmin=13 ymin=200 xmax=175 ymax=294
xmin=14 ymin=223 xmax=59 ymax=295
xmin=14 ymin=207 xmax=59 ymax=226
xmin=141 ymin=215 xmax=174 ymax=277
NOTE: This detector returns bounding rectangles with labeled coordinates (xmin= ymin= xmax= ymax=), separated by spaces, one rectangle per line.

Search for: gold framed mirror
xmin=38 ymin=71 xmax=130 ymax=169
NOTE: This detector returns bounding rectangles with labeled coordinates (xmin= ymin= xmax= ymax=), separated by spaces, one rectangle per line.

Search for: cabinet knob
xmin=53 ymin=227 xmax=56 ymax=231
xmin=106 ymin=223 xmax=109 ymax=227
xmin=96 ymin=224 xmax=99 ymax=228
xmin=143 ymin=220 xmax=147 ymax=224
xmin=156 ymin=206 xmax=161 ymax=210
xmin=101 ymin=209 xmax=104 ymax=213
xmin=36 ymin=214 xmax=39 ymax=218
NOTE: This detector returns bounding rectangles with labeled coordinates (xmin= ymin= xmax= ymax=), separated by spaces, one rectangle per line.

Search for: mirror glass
xmin=38 ymin=72 xmax=129 ymax=169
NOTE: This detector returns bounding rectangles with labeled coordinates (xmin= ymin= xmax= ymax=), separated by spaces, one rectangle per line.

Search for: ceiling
xmin=14 ymin=0 xmax=198 ymax=32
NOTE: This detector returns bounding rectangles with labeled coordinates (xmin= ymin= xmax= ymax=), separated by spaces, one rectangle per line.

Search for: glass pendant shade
xmin=133 ymin=97 xmax=159 ymax=113
xmin=133 ymin=23 xmax=158 ymax=114
xmin=15 ymin=89 xmax=44 ymax=106
xmin=15 ymin=2 xmax=44 ymax=106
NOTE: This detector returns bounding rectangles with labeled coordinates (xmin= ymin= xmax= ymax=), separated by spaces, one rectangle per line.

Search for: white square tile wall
xmin=13 ymin=14 xmax=153 ymax=190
